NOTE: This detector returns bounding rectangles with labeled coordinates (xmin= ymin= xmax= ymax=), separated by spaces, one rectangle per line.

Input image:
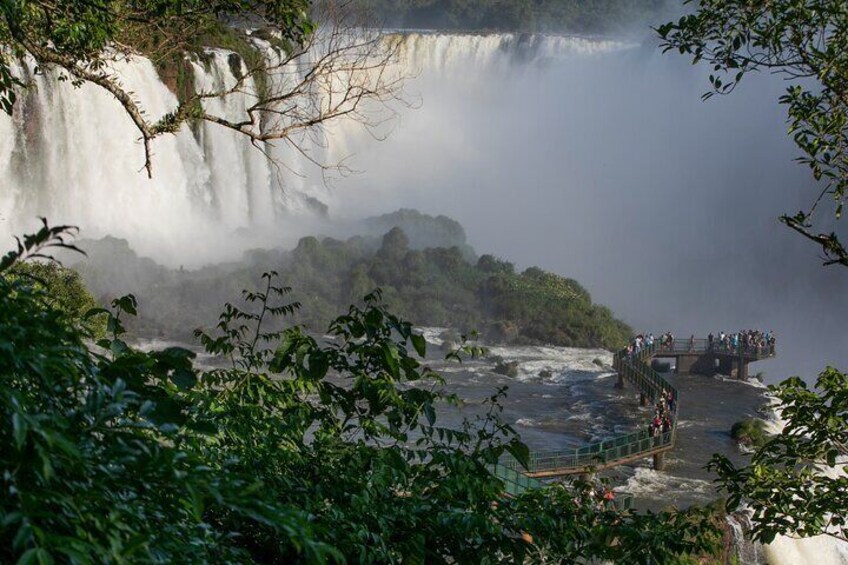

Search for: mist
xmin=316 ymin=35 xmax=848 ymax=384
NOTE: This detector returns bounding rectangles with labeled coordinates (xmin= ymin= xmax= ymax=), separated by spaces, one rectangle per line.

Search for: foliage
xmin=658 ymin=1 xmax=848 ymax=267
xmin=729 ymin=418 xmax=767 ymax=449
xmin=359 ymin=0 xmax=670 ymax=34
xmin=363 ymin=208 xmax=475 ymax=260
xmin=660 ymin=5 xmax=848 ymax=547
xmin=4 ymin=260 xmax=108 ymax=339
xmin=0 ymin=224 xmax=324 ymax=563
xmin=0 ymin=0 xmax=312 ymax=102
xmin=0 ymin=222 xmax=720 ymax=563
xmin=709 ymin=367 xmax=848 ymax=544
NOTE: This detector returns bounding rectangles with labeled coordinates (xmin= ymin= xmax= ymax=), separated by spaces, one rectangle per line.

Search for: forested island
xmin=72 ymin=210 xmax=631 ymax=350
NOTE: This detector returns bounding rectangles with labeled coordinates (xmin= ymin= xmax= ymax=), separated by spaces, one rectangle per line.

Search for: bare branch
xmin=5 ymin=0 xmax=409 ymax=181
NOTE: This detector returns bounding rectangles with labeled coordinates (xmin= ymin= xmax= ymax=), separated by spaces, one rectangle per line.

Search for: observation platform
xmin=649 ymin=339 xmax=775 ymax=381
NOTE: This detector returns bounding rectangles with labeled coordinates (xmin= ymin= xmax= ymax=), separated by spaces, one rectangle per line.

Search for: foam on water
xmin=764 ymin=534 xmax=848 ymax=565
xmin=618 ymin=467 xmax=714 ymax=501
xmin=417 ymin=326 xmax=451 ymax=347
xmin=515 ymin=418 xmax=538 ymax=427
xmin=484 ymin=344 xmax=613 ymax=383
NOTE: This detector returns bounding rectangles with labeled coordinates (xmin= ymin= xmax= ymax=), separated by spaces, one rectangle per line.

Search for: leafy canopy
xmin=658 ymin=1 xmax=848 ymax=267
xmin=0 ymin=0 xmax=312 ymax=111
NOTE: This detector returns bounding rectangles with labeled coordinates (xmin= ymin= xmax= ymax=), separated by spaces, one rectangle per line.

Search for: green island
xmin=72 ymin=210 xmax=632 ymax=350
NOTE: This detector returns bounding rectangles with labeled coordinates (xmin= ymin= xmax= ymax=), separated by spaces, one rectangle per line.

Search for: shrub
xmin=730 ymin=419 xmax=769 ymax=448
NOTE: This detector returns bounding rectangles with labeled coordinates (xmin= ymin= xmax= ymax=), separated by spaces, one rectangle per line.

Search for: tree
xmin=4 ymin=259 xmax=108 ymax=338
xmin=658 ymin=1 xmax=848 ymax=267
xmin=0 ymin=0 xmax=404 ymax=176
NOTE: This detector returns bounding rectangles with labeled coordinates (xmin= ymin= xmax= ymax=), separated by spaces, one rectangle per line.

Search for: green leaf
xmin=308 ymin=352 xmax=329 ymax=380
xmin=382 ymin=343 xmax=400 ymax=379
xmin=17 ymin=548 xmax=53 ymax=565
xmin=83 ymin=307 xmax=109 ymax=320
xmin=172 ymin=368 xmax=198 ymax=390
xmin=506 ymin=440 xmax=530 ymax=469
xmin=12 ymin=412 xmax=27 ymax=449
xmin=113 ymin=294 xmax=138 ymax=316
xmin=411 ymin=334 xmax=426 ymax=358
xmin=423 ymin=402 xmax=436 ymax=426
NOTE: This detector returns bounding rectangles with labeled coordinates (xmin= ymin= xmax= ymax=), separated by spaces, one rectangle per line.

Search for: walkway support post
xmin=653 ymin=452 xmax=665 ymax=471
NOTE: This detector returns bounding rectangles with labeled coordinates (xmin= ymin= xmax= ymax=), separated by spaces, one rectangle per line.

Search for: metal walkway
xmin=491 ymin=336 xmax=776 ymax=495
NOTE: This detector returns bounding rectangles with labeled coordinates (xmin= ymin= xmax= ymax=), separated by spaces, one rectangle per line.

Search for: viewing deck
xmin=649 ymin=338 xmax=775 ymax=380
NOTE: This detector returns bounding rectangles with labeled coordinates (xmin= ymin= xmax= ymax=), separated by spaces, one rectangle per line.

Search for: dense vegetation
xmin=73 ymin=211 xmax=632 ymax=350
xmin=3 ymin=259 xmax=107 ymax=338
xmin=711 ymin=368 xmax=848 ymax=544
xmin=359 ymin=0 xmax=671 ymax=34
xmin=0 ymin=223 xmax=719 ymax=563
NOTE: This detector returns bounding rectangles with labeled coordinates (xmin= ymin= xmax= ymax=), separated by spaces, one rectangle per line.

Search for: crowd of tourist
xmin=648 ymin=390 xmax=674 ymax=438
xmin=621 ymin=329 xmax=777 ymax=441
xmin=620 ymin=335 xmax=679 ymax=440
xmin=707 ymin=329 xmax=776 ymax=356
xmin=623 ymin=333 xmax=664 ymax=359
xmin=624 ymin=330 xmax=776 ymax=358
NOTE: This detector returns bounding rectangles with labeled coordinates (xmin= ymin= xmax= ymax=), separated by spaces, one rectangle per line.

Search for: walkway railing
xmin=653 ymin=338 xmax=775 ymax=359
xmin=489 ymin=464 xmax=634 ymax=510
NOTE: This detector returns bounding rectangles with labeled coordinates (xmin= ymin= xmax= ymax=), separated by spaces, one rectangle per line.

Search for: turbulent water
xmin=141 ymin=329 xmax=848 ymax=564
xmin=417 ymin=337 xmax=848 ymax=565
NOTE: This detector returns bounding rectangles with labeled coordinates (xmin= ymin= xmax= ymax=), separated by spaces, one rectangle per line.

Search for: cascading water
xmin=727 ymin=512 xmax=765 ymax=565
xmin=0 ymin=32 xmax=626 ymax=266
xmin=0 ymin=45 xmax=336 ymax=265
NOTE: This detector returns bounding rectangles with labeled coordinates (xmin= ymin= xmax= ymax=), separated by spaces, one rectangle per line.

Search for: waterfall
xmin=727 ymin=512 xmax=766 ymax=565
xmin=0 ymin=47 xmax=331 ymax=265
xmin=0 ymin=32 xmax=628 ymax=266
xmin=725 ymin=402 xmax=848 ymax=565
